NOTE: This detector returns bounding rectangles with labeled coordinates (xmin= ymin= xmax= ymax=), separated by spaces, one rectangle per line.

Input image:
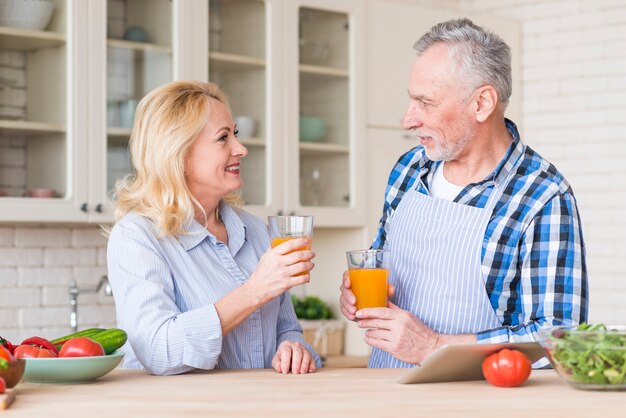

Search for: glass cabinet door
xmin=102 ymin=0 xmax=172 ymax=211
xmin=208 ymin=0 xmax=269 ymax=210
xmin=287 ymin=0 xmax=365 ymax=226
xmin=0 ymin=0 xmax=76 ymax=220
xmin=297 ymin=6 xmax=350 ymax=209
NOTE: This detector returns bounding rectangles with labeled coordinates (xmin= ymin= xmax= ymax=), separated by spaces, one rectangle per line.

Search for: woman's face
xmin=185 ymin=98 xmax=248 ymax=203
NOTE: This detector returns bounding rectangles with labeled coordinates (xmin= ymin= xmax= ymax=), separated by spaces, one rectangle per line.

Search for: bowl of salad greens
xmin=538 ymin=323 xmax=626 ymax=391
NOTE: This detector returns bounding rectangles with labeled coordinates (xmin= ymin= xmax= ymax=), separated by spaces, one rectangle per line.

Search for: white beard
xmin=421 ymin=124 xmax=475 ymax=162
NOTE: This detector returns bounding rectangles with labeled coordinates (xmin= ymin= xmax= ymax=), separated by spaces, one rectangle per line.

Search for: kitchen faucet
xmin=69 ymin=275 xmax=113 ymax=332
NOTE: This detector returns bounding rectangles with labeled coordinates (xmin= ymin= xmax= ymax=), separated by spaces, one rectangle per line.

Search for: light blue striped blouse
xmin=107 ymin=204 xmax=321 ymax=375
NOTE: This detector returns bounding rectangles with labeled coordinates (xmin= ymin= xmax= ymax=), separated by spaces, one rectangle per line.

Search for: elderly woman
xmin=107 ymin=80 xmax=320 ymax=375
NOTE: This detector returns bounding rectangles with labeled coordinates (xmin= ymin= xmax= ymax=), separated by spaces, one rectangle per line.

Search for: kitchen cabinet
xmin=0 ymin=0 xmax=90 ymax=222
xmin=0 ymin=0 xmax=176 ymax=222
xmin=87 ymin=0 xmax=175 ymax=224
xmin=0 ymin=0 xmax=366 ymax=228
xmin=208 ymin=0 xmax=366 ymax=227
xmin=365 ymin=127 xmax=420 ymax=238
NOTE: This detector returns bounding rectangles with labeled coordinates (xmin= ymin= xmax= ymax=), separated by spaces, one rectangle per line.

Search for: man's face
xmin=402 ymin=43 xmax=476 ymax=162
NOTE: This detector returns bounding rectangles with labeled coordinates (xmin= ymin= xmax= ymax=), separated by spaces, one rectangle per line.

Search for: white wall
xmin=458 ymin=0 xmax=626 ymax=324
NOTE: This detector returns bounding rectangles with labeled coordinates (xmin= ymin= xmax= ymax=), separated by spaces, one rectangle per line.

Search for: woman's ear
xmin=471 ymin=85 xmax=498 ymax=123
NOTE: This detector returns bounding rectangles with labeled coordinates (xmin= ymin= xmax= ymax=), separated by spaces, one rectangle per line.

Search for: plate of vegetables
xmin=537 ymin=324 xmax=626 ymax=391
xmin=0 ymin=328 xmax=127 ymax=384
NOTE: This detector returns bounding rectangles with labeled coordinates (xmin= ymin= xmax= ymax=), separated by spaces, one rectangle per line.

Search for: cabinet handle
xmin=277 ymin=210 xmax=283 ymax=216
xmin=402 ymin=133 xmax=416 ymax=140
xmin=289 ymin=211 xmax=296 ymax=216
xmin=80 ymin=203 xmax=88 ymax=212
xmin=95 ymin=204 xmax=103 ymax=213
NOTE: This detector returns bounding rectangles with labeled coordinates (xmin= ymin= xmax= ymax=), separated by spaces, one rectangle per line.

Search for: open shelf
xmin=107 ymin=127 xmax=132 ymax=137
xmin=107 ymin=39 xmax=171 ymax=54
xmin=299 ymin=64 xmax=348 ymax=78
xmin=240 ymin=137 xmax=265 ymax=147
xmin=300 ymin=142 xmax=349 ymax=156
xmin=0 ymin=120 xmax=65 ymax=135
xmin=0 ymin=27 xmax=65 ymax=50
xmin=209 ymin=52 xmax=265 ymax=74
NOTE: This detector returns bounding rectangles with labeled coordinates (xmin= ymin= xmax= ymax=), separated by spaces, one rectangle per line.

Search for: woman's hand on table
xmin=272 ymin=341 xmax=316 ymax=374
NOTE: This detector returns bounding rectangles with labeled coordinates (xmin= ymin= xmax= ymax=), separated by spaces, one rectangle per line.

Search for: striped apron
xmin=369 ymin=171 xmax=510 ymax=368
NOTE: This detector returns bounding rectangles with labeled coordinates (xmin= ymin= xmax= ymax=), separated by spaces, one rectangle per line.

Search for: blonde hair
xmin=109 ymin=80 xmax=243 ymax=238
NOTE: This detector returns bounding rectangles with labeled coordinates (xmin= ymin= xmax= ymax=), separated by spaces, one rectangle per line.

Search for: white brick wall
xmin=460 ymin=0 xmax=626 ymax=324
xmin=0 ymin=225 xmax=115 ymax=343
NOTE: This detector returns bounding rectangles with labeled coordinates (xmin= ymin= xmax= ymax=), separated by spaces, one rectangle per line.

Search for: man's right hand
xmin=339 ymin=270 xmax=395 ymax=321
xmin=339 ymin=270 xmax=357 ymax=321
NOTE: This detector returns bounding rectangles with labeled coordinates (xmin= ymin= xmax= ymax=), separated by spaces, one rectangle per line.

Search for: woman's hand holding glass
xmin=247 ymin=237 xmax=315 ymax=303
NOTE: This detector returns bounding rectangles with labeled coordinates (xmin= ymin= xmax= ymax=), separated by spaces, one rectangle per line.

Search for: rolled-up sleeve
xmin=108 ymin=221 xmax=223 ymax=375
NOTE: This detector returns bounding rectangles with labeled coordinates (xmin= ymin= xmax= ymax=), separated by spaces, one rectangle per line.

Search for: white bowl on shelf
xmin=0 ymin=0 xmax=55 ymax=31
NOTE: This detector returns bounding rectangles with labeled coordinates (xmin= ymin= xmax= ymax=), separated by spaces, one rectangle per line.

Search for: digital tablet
xmin=396 ymin=341 xmax=546 ymax=384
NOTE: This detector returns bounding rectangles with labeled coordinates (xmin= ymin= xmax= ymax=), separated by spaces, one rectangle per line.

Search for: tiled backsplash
xmin=0 ymin=226 xmax=116 ymax=342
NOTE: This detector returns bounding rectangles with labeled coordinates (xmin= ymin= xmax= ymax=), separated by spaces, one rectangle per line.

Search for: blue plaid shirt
xmin=372 ymin=119 xmax=588 ymax=343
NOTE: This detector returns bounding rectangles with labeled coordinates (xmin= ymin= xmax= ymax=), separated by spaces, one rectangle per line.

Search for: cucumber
xmin=51 ymin=328 xmax=106 ymax=350
xmin=50 ymin=328 xmax=127 ymax=354
xmin=89 ymin=328 xmax=128 ymax=355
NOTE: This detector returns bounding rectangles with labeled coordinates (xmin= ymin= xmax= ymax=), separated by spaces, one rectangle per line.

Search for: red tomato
xmin=14 ymin=345 xmax=57 ymax=359
xmin=0 ymin=345 xmax=13 ymax=362
xmin=482 ymin=348 xmax=532 ymax=387
xmin=58 ymin=337 xmax=104 ymax=358
xmin=0 ymin=377 xmax=5 ymax=394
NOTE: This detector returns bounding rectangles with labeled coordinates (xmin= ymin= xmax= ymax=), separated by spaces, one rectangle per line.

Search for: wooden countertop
xmin=7 ymin=368 xmax=626 ymax=417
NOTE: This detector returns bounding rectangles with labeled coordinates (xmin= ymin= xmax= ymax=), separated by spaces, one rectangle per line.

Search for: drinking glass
xmin=346 ymin=249 xmax=389 ymax=309
xmin=268 ymin=215 xmax=314 ymax=276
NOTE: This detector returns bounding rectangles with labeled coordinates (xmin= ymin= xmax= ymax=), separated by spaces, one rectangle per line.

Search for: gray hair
xmin=414 ymin=18 xmax=511 ymax=107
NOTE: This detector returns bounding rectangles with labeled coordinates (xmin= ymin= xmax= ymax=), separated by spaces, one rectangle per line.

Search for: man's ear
xmin=470 ymin=85 xmax=498 ymax=123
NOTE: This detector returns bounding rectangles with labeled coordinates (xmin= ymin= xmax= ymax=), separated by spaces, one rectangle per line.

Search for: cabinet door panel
xmin=208 ymin=0 xmax=281 ymax=219
xmin=365 ymin=127 xmax=419 ymax=237
xmin=0 ymin=0 xmax=88 ymax=222
xmin=367 ymin=0 xmax=456 ymax=129
xmin=89 ymin=0 xmax=174 ymax=223
xmin=286 ymin=0 xmax=366 ymax=227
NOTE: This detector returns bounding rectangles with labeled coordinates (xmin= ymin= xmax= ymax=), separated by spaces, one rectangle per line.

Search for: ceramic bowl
xmin=537 ymin=324 xmax=626 ymax=391
xmin=0 ymin=359 xmax=25 ymax=388
xmin=0 ymin=0 xmax=54 ymax=31
xmin=299 ymin=116 xmax=326 ymax=142
xmin=123 ymin=26 xmax=149 ymax=43
xmin=235 ymin=116 xmax=256 ymax=138
xmin=24 ymin=188 xmax=56 ymax=198
xmin=23 ymin=351 xmax=124 ymax=384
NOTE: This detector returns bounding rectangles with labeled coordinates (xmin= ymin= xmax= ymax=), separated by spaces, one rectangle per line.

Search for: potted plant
xmin=291 ymin=295 xmax=345 ymax=359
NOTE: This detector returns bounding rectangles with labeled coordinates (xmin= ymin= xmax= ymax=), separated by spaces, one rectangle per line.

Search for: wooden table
xmin=7 ymin=368 xmax=626 ymax=417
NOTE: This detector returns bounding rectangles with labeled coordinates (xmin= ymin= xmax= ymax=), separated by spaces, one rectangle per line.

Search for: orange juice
xmin=349 ymin=268 xmax=388 ymax=309
xmin=271 ymin=236 xmax=312 ymax=276
xmin=270 ymin=236 xmax=311 ymax=251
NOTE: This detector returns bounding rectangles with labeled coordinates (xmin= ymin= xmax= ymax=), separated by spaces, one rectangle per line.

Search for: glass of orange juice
xmin=268 ymin=215 xmax=314 ymax=275
xmin=346 ymin=249 xmax=389 ymax=310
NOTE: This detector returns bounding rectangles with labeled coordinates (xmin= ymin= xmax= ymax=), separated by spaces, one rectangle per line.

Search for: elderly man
xmin=340 ymin=18 xmax=588 ymax=368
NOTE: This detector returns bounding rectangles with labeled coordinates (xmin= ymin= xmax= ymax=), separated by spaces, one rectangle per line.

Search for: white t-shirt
xmin=428 ymin=161 xmax=464 ymax=201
